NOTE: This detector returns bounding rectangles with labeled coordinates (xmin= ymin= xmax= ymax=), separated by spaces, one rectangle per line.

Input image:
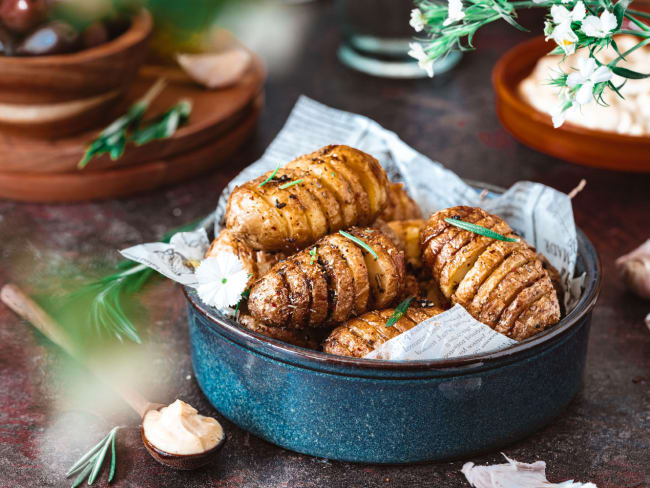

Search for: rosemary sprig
xmin=386 ymin=296 xmax=414 ymax=328
xmin=259 ymin=164 xmax=280 ymax=187
xmin=444 ymin=218 xmax=519 ymax=242
xmin=279 ymin=179 xmax=303 ymax=190
xmin=339 ymin=230 xmax=378 ymax=260
xmin=78 ymin=78 xmax=167 ymax=169
xmin=309 ymin=247 xmax=317 ymax=265
xmin=59 ymin=219 xmax=200 ymax=344
xmin=66 ymin=426 xmax=120 ymax=487
xmin=131 ymin=100 xmax=192 ymax=146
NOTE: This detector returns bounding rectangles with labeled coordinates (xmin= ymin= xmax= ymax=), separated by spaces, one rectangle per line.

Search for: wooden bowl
xmin=0 ymin=9 xmax=152 ymax=137
xmin=493 ymin=36 xmax=650 ymax=172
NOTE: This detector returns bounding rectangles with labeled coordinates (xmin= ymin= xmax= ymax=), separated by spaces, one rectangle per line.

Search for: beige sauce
xmin=143 ymin=399 xmax=223 ymax=455
xmin=520 ymin=36 xmax=650 ymax=136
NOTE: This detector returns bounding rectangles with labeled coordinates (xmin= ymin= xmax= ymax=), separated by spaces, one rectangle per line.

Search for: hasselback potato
xmin=378 ymin=182 xmax=422 ymax=221
xmin=421 ymin=206 xmax=560 ymax=340
xmin=386 ymin=219 xmax=425 ymax=270
xmin=238 ymin=314 xmax=320 ymax=349
xmin=205 ymin=229 xmax=285 ymax=286
xmin=323 ymin=302 xmax=444 ymax=357
xmin=248 ymin=227 xmax=406 ymax=329
xmin=225 ymin=145 xmax=390 ymax=252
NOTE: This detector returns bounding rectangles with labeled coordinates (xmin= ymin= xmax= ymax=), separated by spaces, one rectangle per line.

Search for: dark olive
xmin=82 ymin=21 xmax=108 ymax=48
xmin=16 ymin=20 xmax=79 ymax=56
xmin=0 ymin=23 xmax=17 ymax=55
xmin=0 ymin=0 xmax=48 ymax=34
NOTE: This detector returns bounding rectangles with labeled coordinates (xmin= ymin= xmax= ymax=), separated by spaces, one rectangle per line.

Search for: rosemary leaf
xmin=444 ymin=218 xmax=518 ymax=242
xmin=309 ymin=247 xmax=317 ymax=265
xmin=78 ymin=78 xmax=167 ymax=169
xmin=130 ymin=99 xmax=192 ymax=146
xmin=279 ymin=179 xmax=303 ymax=190
xmin=386 ymin=296 xmax=414 ymax=328
xmin=108 ymin=429 xmax=117 ymax=483
xmin=71 ymin=463 xmax=94 ymax=488
xmin=259 ymin=164 xmax=280 ymax=187
xmin=87 ymin=427 xmax=116 ymax=484
xmin=66 ymin=433 xmax=110 ymax=476
xmin=339 ymin=231 xmax=378 ymax=260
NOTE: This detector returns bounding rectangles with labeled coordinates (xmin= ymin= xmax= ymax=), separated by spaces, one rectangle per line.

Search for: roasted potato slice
xmin=248 ymin=227 xmax=405 ymax=329
xmin=421 ymin=206 xmax=561 ymax=339
xmin=238 ymin=314 xmax=319 ymax=349
xmin=322 ymin=303 xmax=444 ymax=358
xmin=378 ymin=182 xmax=422 ymax=221
xmin=418 ymin=279 xmax=451 ymax=309
xmin=386 ymin=219 xmax=425 ymax=270
xmin=509 ymin=291 xmax=561 ymax=340
xmin=206 ymin=229 xmax=285 ymax=286
xmin=227 ymin=145 xmax=390 ymax=252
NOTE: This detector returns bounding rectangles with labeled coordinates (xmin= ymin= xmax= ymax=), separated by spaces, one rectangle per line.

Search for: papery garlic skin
xmin=616 ymin=239 xmax=650 ymax=300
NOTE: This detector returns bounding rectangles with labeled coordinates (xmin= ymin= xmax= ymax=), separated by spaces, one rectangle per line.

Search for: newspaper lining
xmin=121 ymin=96 xmax=585 ymax=361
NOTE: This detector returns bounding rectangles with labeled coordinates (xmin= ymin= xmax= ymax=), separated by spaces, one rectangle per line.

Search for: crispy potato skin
xmin=238 ymin=315 xmax=320 ymax=349
xmin=421 ymin=206 xmax=560 ymax=339
xmin=247 ymin=227 xmax=406 ymax=329
xmin=322 ymin=304 xmax=444 ymax=358
xmin=206 ymin=229 xmax=285 ymax=286
xmin=226 ymin=145 xmax=390 ymax=252
xmin=378 ymin=182 xmax=422 ymax=221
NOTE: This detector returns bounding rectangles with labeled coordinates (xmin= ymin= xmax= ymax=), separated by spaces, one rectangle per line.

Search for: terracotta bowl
xmin=0 ymin=9 xmax=152 ymax=138
xmin=493 ymin=35 xmax=650 ymax=172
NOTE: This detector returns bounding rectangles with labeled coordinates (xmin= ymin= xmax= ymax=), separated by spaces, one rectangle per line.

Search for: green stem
xmin=609 ymin=37 xmax=650 ymax=64
xmin=628 ymin=8 xmax=650 ymax=19
xmin=624 ymin=12 xmax=650 ymax=31
xmin=619 ymin=28 xmax=650 ymax=37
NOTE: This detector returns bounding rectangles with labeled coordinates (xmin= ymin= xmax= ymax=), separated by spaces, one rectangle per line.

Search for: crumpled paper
xmin=120 ymin=96 xmax=585 ymax=361
xmin=462 ymin=453 xmax=597 ymax=488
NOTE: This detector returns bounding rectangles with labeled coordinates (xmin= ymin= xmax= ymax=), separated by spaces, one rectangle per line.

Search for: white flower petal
xmin=551 ymin=23 xmax=578 ymax=54
xmin=195 ymin=252 xmax=248 ymax=308
xmin=571 ymin=1 xmax=586 ymax=21
xmin=575 ymin=81 xmax=595 ymax=105
xmin=578 ymin=57 xmax=597 ymax=78
xmin=551 ymin=5 xmax=571 ymax=24
xmin=410 ymin=8 xmax=426 ymax=32
xmin=581 ymin=15 xmax=602 ymax=37
xmin=408 ymin=42 xmax=426 ymax=62
xmin=566 ymin=71 xmax=584 ymax=87
xmin=591 ymin=65 xmax=613 ymax=83
xmin=446 ymin=0 xmax=465 ymax=23
xmin=601 ymin=9 xmax=618 ymax=33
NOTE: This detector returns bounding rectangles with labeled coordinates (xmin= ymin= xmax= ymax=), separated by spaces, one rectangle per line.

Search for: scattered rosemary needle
xmin=339 ymin=230 xmax=378 ymax=260
xmin=78 ymin=78 xmax=167 ymax=169
xmin=130 ymin=99 xmax=192 ymax=146
xmin=66 ymin=426 xmax=120 ymax=488
xmin=386 ymin=296 xmax=414 ymax=328
xmin=309 ymin=247 xmax=317 ymax=265
xmin=279 ymin=179 xmax=303 ymax=190
xmin=259 ymin=164 xmax=280 ymax=188
xmin=444 ymin=218 xmax=519 ymax=242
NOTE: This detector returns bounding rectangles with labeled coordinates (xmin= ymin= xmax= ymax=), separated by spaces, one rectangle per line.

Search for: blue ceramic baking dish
xmin=184 ymin=223 xmax=600 ymax=464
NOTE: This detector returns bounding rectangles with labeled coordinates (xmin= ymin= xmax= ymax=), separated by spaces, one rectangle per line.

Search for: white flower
xmin=443 ymin=0 xmax=465 ymax=26
xmin=547 ymin=2 xmax=586 ymax=54
xmin=551 ymin=103 xmax=571 ymax=128
xmin=195 ymin=252 xmax=249 ymax=308
xmin=551 ymin=1 xmax=586 ymax=24
xmin=567 ymin=57 xmax=612 ymax=105
xmin=581 ymin=9 xmax=617 ymax=38
xmin=410 ymin=8 xmax=427 ymax=32
xmin=408 ymin=42 xmax=435 ymax=77
xmin=550 ymin=22 xmax=579 ymax=54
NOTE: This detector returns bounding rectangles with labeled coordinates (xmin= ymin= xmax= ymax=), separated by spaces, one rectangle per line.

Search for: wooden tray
xmin=493 ymin=36 xmax=650 ymax=172
xmin=0 ymin=53 xmax=265 ymax=173
xmin=0 ymin=93 xmax=262 ymax=202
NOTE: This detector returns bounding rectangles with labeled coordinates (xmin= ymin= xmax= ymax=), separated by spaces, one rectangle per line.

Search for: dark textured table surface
xmin=1 ymin=2 xmax=649 ymax=487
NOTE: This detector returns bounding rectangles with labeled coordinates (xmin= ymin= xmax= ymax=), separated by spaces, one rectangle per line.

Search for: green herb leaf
xmin=611 ymin=65 xmax=650 ymax=79
xmin=444 ymin=218 xmax=519 ymax=242
xmin=130 ymin=100 xmax=192 ymax=146
xmin=78 ymin=78 xmax=167 ymax=169
xmin=234 ymin=288 xmax=251 ymax=315
xmin=339 ymin=230 xmax=378 ymax=260
xmin=108 ymin=429 xmax=117 ymax=483
xmin=87 ymin=427 xmax=115 ymax=484
xmin=71 ymin=463 xmax=94 ymax=488
xmin=386 ymin=296 xmax=414 ymax=328
xmin=279 ymin=179 xmax=303 ymax=190
xmin=66 ymin=427 xmax=119 ymax=487
xmin=66 ymin=433 xmax=110 ymax=477
xmin=309 ymin=247 xmax=317 ymax=265
xmin=259 ymin=164 xmax=280 ymax=187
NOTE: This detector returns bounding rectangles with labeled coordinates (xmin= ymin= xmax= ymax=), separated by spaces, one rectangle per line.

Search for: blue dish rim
xmin=184 ymin=181 xmax=601 ymax=372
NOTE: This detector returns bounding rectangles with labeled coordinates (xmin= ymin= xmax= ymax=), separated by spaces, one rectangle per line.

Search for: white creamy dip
xmin=520 ymin=36 xmax=650 ymax=136
xmin=142 ymin=399 xmax=223 ymax=455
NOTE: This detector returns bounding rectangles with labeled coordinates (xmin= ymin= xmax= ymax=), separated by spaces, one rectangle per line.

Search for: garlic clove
xmin=616 ymin=239 xmax=650 ymax=300
xmin=176 ymin=48 xmax=252 ymax=89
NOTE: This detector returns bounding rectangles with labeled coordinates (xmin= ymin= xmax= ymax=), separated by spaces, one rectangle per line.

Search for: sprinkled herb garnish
xmin=331 ymin=172 xmax=335 ymax=177
xmin=339 ymin=230 xmax=378 ymax=260
xmin=234 ymin=288 xmax=251 ymax=315
xmin=386 ymin=296 xmax=414 ymax=328
xmin=279 ymin=179 xmax=303 ymax=190
xmin=66 ymin=426 xmax=119 ymax=487
xmin=259 ymin=164 xmax=280 ymax=188
xmin=444 ymin=218 xmax=518 ymax=242
xmin=309 ymin=247 xmax=317 ymax=265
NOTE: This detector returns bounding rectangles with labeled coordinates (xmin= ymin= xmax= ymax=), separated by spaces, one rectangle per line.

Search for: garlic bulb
xmin=616 ymin=239 xmax=650 ymax=300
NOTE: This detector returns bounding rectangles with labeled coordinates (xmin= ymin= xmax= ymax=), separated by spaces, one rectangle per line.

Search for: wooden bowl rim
xmin=492 ymin=35 xmax=650 ymax=146
xmin=0 ymin=8 xmax=152 ymax=66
